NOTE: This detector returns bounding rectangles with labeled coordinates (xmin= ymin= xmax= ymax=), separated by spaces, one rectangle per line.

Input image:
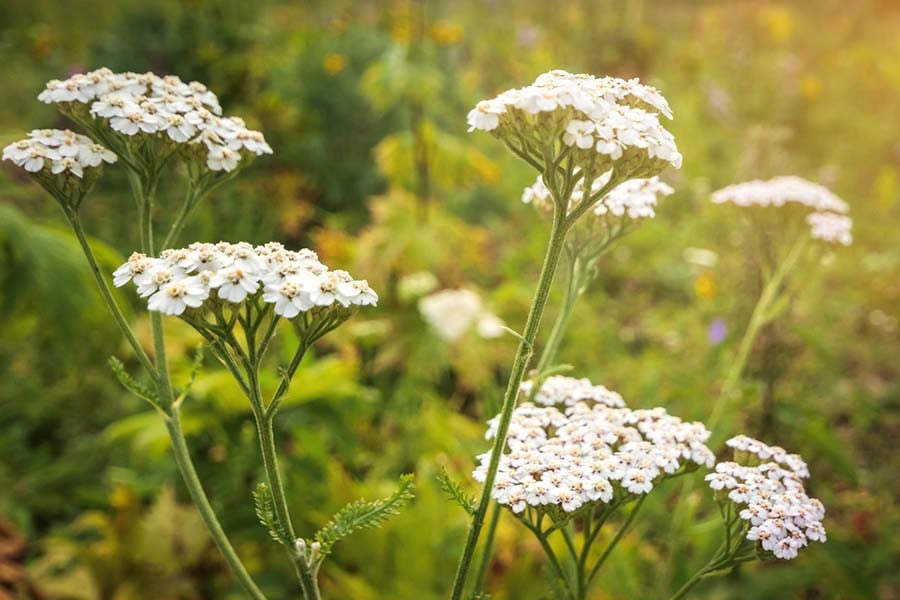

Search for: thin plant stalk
xmin=449 ymin=205 xmax=570 ymax=599
xmin=65 ymin=207 xmax=266 ymax=599
xmin=458 ymin=172 xmax=619 ymax=600
xmin=707 ymin=234 xmax=809 ymax=432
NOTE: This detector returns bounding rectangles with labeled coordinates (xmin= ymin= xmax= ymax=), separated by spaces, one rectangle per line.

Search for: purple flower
xmin=708 ymin=318 xmax=727 ymax=345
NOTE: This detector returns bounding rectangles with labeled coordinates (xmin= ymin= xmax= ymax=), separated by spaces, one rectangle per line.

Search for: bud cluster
xmin=522 ymin=171 xmax=673 ymax=220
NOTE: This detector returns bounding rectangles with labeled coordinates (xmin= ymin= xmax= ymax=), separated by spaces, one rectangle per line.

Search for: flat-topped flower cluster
xmin=114 ymin=242 xmax=377 ymax=317
xmin=3 ymin=129 xmax=116 ymax=177
xmin=473 ymin=376 xmax=715 ymax=514
xmin=38 ymin=67 xmax=272 ymax=172
xmin=522 ymin=171 xmax=674 ymax=220
xmin=712 ymin=176 xmax=852 ymax=245
xmin=705 ymin=435 xmax=825 ymax=560
xmin=467 ymin=70 xmax=681 ymax=178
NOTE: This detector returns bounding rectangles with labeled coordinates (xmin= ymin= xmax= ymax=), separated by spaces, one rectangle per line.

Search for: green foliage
xmin=437 ymin=467 xmax=476 ymax=516
xmin=253 ymin=482 xmax=291 ymax=546
xmin=1 ymin=1 xmax=899 ymax=599
xmin=108 ymin=356 xmax=161 ymax=409
xmin=314 ymin=474 xmax=415 ymax=555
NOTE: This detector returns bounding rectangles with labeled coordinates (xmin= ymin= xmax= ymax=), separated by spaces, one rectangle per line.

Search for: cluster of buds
xmin=467 ymin=70 xmax=681 ymax=179
xmin=522 ymin=170 xmax=673 ymax=220
xmin=474 ymin=376 xmax=714 ymax=515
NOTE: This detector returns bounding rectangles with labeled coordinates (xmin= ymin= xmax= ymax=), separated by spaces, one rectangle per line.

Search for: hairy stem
xmin=449 ymin=208 xmax=569 ymax=599
xmin=67 ymin=214 xmax=158 ymax=381
xmin=166 ymin=408 xmax=268 ymax=600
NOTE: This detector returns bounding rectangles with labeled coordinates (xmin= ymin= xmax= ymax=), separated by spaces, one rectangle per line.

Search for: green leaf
xmin=108 ymin=356 xmax=161 ymax=410
xmin=437 ymin=467 xmax=476 ymax=516
xmin=314 ymin=474 xmax=415 ymax=554
xmin=252 ymin=482 xmax=291 ymax=545
xmin=173 ymin=347 xmax=204 ymax=407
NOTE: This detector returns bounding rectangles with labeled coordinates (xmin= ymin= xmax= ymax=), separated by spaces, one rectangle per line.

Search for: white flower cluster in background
xmin=473 ymin=376 xmax=715 ymax=514
xmin=467 ymin=70 xmax=681 ymax=177
xmin=114 ymin=242 xmax=377 ymax=317
xmin=706 ymin=435 xmax=825 ymax=560
xmin=712 ymin=176 xmax=852 ymax=245
xmin=38 ymin=67 xmax=272 ymax=172
xmin=806 ymin=212 xmax=853 ymax=246
xmin=3 ymin=129 xmax=116 ymax=177
xmin=418 ymin=288 xmax=505 ymax=342
xmin=521 ymin=170 xmax=673 ymax=220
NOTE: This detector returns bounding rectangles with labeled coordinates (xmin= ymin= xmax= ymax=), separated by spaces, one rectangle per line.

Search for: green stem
xmin=707 ymin=235 xmax=808 ymax=432
xmin=534 ymin=252 xmax=584 ymax=376
xmin=161 ymin=180 xmax=198 ymax=250
xmin=668 ymin=542 xmax=728 ymax=600
xmin=248 ymin=366 xmax=319 ymax=598
xmin=586 ymin=495 xmax=646 ymax=587
xmin=166 ymin=408 xmax=268 ymax=600
xmin=521 ymin=519 xmax=574 ymax=599
xmin=66 ymin=213 xmax=158 ymax=382
xmin=449 ymin=207 xmax=570 ymax=600
xmin=473 ymin=503 xmax=502 ymax=591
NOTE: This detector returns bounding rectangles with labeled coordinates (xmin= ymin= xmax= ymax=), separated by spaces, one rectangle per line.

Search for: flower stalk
xmin=449 ymin=200 xmax=570 ymax=600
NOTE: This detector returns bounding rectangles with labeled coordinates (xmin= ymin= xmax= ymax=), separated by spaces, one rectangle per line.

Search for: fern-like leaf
xmin=437 ymin=467 xmax=476 ymax=516
xmin=314 ymin=474 xmax=415 ymax=554
xmin=253 ymin=482 xmax=291 ymax=545
xmin=108 ymin=356 xmax=160 ymax=409
xmin=173 ymin=347 xmax=204 ymax=408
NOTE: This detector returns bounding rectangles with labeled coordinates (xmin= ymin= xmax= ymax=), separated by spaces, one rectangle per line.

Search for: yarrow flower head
xmin=712 ymin=176 xmax=852 ymax=245
xmin=467 ymin=70 xmax=681 ymax=179
xmin=38 ymin=67 xmax=272 ymax=173
xmin=806 ymin=212 xmax=852 ymax=246
xmin=706 ymin=435 xmax=825 ymax=560
xmin=3 ymin=129 xmax=117 ymax=203
xmin=473 ymin=376 xmax=714 ymax=515
xmin=114 ymin=241 xmax=377 ymax=318
xmin=418 ymin=288 xmax=505 ymax=342
xmin=522 ymin=170 xmax=674 ymax=220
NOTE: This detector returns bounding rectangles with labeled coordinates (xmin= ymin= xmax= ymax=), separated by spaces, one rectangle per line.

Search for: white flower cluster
xmin=113 ymin=242 xmax=377 ymax=317
xmin=712 ymin=176 xmax=847 ymax=213
xmin=474 ymin=376 xmax=715 ymax=514
xmin=418 ymin=288 xmax=505 ymax=342
xmin=519 ymin=375 xmax=626 ymax=409
xmin=3 ymin=129 xmax=116 ymax=177
xmin=712 ymin=176 xmax=852 ymax=245
xmin=38 ymin=67 xmax=272 ymax=172
xmin=467 ymin=70 xmax=681 ymax=176
xmin=705 ymin=435 xmax=825 ymax=560
xmin=806 ymin=212 xmax=853 ymax=246
xmin=521 ymin=171 xmax=674 ymax=220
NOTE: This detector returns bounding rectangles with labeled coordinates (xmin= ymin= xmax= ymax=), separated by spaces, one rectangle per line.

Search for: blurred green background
xmin=1 ymin=0 xmax=898 ymax=598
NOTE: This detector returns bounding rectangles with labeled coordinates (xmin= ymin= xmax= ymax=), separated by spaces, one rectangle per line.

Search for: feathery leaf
xmin=314 ymin=474 xmax=415 ymax=554
xmin=437 ymin=467 xmax=477 ymax=516
xmin=253 ymin=482 xmax=291 ymax=545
